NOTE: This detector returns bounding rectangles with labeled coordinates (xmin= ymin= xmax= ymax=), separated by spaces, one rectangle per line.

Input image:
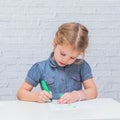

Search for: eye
xmin=70 ymin=57 xmax=75 ymax=60
xmin=60 ymin=52 xmax=66 ymax=56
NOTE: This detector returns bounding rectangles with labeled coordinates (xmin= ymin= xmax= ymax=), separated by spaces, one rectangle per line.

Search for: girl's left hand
xmin=57 ymin=91 xmax=80 ymax=104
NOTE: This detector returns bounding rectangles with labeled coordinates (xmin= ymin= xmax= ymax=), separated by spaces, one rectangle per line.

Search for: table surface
xmin=0 ymin=98 xmax=120 ymax=120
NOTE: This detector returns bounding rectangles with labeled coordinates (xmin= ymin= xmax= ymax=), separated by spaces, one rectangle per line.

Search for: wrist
xmin=34 ymin=92 xmax=40 ymax=102
xmin=78 ymin=90 xmax=87 ymax=101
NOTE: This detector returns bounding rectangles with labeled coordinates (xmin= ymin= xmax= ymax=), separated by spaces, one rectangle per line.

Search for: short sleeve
xmin=25 ymin=63 xmax=41 ymax=86
xmin=80 ymin=60 xmax=93 ymax=82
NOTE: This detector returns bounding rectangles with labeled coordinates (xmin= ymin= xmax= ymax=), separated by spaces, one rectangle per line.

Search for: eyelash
xmin=60 ymin=53 xmax=75 ymax=59
xmin=60 ymin=53 xmax=66 ymax=56
xmin=70 ymin=57 xmax=75 ymax=60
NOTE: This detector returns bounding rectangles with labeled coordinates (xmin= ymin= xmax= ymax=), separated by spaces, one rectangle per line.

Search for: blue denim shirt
xmin=25 ymin=53 xmax=93 ymax=99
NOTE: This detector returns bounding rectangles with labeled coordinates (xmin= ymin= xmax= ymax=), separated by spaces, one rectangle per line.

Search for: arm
xmin=82 ymin=78 xmax=97 ymax=99
xmin=57 ymin=78 xmax=97 ymax=104
xmin=17 ymin=81 xmax=52 ymax=103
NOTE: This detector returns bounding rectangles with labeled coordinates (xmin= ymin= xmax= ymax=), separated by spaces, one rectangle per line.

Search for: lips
xmin=59 ymin=61 xmax=66 ymax=66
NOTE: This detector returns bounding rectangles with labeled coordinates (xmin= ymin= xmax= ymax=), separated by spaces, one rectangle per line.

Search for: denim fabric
xmin=25 ymin=53 xmax=93 ymax=99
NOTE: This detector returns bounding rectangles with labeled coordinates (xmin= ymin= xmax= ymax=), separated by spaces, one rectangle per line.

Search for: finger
xmin=60 ymin=93 xmax=68 ymax=98
xmin=49 ymin=91 xmax=52 ymax=98
xmin=59 ymin=97 xmax=70 ymax=104
xmin=39 ymin=91 xmax=50 ymax=102
xmin=61 ymin=98 xmax=70 ymax=104
xmin=38 ymin=93 xmax=47 ymax=102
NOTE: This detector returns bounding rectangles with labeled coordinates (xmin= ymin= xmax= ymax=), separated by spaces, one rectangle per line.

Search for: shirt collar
xmin=48 ymin=52 xmax=59 ymax=68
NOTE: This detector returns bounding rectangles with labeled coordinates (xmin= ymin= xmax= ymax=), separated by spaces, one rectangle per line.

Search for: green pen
xmin=41 ymin=80 xmax=52 ymax=101
xmin=59 ymin=93 xmax=63 ymax=98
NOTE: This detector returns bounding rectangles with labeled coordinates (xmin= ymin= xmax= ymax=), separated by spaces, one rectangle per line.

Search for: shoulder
xmin=28 ymin=59 xmax=49 ymax=72
xmin=37 ymin=59 xmax=48 ymax=66
xmin=33 ymin=59 xmax=49 ymax=69
xmin=75 ymin=59 xmax=92 ymax=73
xmin=79 ymin=59 xmax=91 ymax=68
xmin=73 ymin=59 xmax=91 ymax=68
xmin=76 ymin=59 xmax=93 ymax=81
xmin=68 ymin=59 xmax=91 ymax=73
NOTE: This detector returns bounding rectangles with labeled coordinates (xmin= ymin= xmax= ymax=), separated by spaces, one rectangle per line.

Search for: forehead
xmin=57 ymin=44 xmax=80 ymax=56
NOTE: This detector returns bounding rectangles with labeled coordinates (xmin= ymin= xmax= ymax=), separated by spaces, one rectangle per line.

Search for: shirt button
xmin=61 ymin=77 xmax=64 ymax=81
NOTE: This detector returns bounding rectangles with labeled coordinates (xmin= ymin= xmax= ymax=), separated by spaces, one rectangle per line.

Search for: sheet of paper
xmin=49 ymin=100 xmax=97 ymax=111
xmin=48 ymin=99 xmax=115 ymax=111
xmin=49 ymin=101 xmax=79 ymax=110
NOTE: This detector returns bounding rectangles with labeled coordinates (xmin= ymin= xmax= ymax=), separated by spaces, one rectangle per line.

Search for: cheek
xmin=68 ymin=59 xmax=76 ymax=64
xmin=54 ymin=52 xmax=61 ymax=60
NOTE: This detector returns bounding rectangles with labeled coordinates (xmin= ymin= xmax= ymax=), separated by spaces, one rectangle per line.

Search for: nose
xmin=62 ymin=57 xmax=70 ymax=64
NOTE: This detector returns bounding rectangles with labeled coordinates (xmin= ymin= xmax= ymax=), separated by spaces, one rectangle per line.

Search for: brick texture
xmin=0 ymin=0 xmax=120 ymax=102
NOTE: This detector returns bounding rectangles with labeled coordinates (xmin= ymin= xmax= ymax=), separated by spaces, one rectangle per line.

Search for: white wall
xmin=0 ymin=0 xmax=120 ymax=102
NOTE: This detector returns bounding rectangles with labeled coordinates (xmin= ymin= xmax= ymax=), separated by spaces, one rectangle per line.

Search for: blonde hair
xmin=54 ymin=22 xmax=89 ymax=53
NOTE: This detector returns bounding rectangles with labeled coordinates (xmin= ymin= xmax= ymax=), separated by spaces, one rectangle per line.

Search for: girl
xmin=17 ymin=22 xmax=97 ymax=104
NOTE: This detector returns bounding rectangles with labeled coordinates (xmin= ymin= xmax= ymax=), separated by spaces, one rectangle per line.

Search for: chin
xmin=59 ymin=65 xmax=65 ymax=67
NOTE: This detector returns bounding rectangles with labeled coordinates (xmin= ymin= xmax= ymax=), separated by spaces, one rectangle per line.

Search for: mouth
xmin=58 ymin=61 xmax=66 ymax=66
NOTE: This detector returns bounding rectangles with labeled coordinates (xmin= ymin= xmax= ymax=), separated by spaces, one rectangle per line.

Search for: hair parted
xmin=55 ymin=22 xmax=89 ymax=53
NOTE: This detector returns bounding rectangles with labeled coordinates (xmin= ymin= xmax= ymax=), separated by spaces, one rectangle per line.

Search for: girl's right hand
xmin=35 ymin=90 xmax=52 ymax=103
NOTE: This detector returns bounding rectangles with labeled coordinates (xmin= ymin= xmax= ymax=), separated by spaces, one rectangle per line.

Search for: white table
xmin=0 ymin=98 xmax=120 ymax=120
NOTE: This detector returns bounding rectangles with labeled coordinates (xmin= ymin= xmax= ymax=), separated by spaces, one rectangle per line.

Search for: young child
xmin=17 ymin=22 xmax=97 ymax=104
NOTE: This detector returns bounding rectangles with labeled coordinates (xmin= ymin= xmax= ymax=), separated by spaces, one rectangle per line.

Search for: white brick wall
xmin=0 ymin=0 xmax=120 ymax=102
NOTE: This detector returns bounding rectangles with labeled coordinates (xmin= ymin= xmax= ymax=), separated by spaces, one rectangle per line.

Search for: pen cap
xmin=59 ymin=93 xmax=63 ymax=98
